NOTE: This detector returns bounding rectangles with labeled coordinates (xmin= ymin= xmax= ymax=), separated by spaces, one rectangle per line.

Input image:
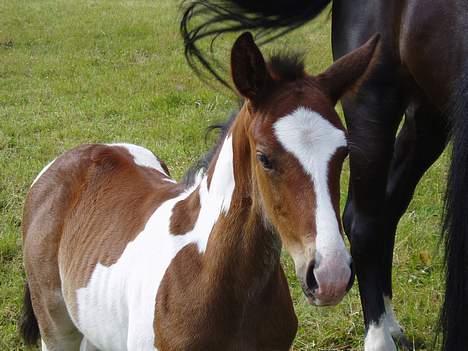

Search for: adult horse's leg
xmin=380 ymin=100 xmax=448 ymax=346
xmin=341 ymin=78 xmax=406 ymax=351
xmin=344 ymin=92 xmax=448 ymax=350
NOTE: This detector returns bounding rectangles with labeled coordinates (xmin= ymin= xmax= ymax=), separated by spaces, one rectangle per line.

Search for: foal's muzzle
xmin=302 ymin=259 xmax=354 ymax=306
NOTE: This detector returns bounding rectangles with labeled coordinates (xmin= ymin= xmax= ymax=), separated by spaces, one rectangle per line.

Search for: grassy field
xmin=0 ymin=0 xmax=447 ymax=350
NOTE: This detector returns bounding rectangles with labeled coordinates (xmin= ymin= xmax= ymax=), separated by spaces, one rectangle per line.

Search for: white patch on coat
xmin=75 ymin=135 xmax=235 ymax=351
xmin=110 ymin=143 xmax=175 ymax=182
xmin=273 ymin=107 xmax=351 ymax=299
xmin=383 ymin=296 xmax=404 ymax=338
xmin=31 ymin=159 xmax=56 ymax=187
xmin=41 ymin=339 xmax=49 ymax=351
xmin=364 ymin=317 xmax=396 ymax=351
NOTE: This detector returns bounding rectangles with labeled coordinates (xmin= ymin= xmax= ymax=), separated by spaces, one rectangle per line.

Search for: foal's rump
xmin=22 ymin=143 xmax=178 ymax=349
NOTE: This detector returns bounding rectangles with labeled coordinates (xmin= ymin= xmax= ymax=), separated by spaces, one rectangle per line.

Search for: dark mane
xmin=182 ymin=111 xmax=238 ymax=187
xmin=267 ymin=52 xmax=305 ymax=81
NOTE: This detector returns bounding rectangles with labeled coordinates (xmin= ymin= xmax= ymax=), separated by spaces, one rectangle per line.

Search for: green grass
xmin=0 ymin=1 xmax=446 ymax=349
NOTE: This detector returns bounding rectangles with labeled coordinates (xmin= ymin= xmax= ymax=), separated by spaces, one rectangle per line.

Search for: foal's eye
xmin=256 ymin=152 xmax=273 ymax=170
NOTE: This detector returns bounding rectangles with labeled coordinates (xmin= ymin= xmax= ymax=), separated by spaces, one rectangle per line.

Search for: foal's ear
xmin=231 ymin=32 xmax=269 ymax=101
xmin=317 ymin=34 xmax=381 ymax=104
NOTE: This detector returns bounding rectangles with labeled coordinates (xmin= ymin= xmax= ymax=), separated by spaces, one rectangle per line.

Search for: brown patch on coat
xmin=252 ymin=137 xmax=318 ymax=250
xmin=169 ymin=189 xmax=201 ymax=235
xmin=155 ymin=237 xmax=297 ymax=351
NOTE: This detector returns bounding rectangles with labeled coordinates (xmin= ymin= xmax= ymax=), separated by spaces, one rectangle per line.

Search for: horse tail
xmin=440 ymin=78 xmax=468 ymax=350
xmin=180 ymin=0 xmax=331 ymax=86
xmin=19 ymin=282 xmax=40 ymax=346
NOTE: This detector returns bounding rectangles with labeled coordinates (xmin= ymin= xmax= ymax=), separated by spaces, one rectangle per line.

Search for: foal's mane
xmin=182 ymin=52 xmax=305 ymax=187
xmin=268 ymin=52 xmax=305 ymax=81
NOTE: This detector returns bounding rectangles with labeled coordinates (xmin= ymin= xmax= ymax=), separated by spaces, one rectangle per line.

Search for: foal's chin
xmin=301 ymin=284 xmax=349 ymax=307
xmin=305 ymin=292 xmax=346 ymax=307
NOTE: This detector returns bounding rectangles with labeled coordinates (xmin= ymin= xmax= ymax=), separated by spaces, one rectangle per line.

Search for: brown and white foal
xmin=21 ymin=33 xmax=379 ymax=351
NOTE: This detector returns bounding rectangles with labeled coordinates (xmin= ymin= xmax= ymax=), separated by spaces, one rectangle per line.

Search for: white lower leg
xmin=383 ymin=296 xmax=404 ymax=338
xmin=41 ymin=339 xmax=48 ymax=351
xmin=364 ymin=317 xmax=396 ymax=351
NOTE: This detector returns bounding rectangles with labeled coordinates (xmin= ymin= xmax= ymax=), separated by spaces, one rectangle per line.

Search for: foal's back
xmin=22 ymin=143 xmax=179 ymax=350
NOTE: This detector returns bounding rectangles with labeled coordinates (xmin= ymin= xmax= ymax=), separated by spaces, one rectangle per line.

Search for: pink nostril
xmin=306 ymin=261 xmax=318 ymax=292
xmin=309 ymin=259 xmax=352 ymax=302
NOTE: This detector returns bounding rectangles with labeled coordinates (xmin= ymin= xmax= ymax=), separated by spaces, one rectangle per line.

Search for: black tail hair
xmin=180 ymin=0 xmax=331 ymax=87
xmin=440 ymin=77 xmax=468 ymax=350
xmin=19 ymin=283 xmax=40 ymax=346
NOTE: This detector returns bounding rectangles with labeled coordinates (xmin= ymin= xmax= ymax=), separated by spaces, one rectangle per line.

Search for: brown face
xmin=231 ymin=32 xmax=380 ymax=305
xmin=246 ymin=89 xmax=352 ymax=306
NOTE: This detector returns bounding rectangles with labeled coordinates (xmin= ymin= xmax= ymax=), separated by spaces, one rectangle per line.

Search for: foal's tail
xmin=180 ymin=0 xmax=331 ymax=86
xmin=440 ymin=79 xmax=468 ymax=350
xmin=19 ymin=283 xmax=40 ymax=346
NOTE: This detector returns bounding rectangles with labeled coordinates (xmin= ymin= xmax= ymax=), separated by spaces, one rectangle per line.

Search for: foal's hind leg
xmin=25 ymin=242 xmax=83 ymax=351
xmin=380 ymin=101 xmax=448 ymax=346
xmin=23 ymin=161 xmax=84 ymax=350
xmin=25 ymin=254 xmax=83 ymax=351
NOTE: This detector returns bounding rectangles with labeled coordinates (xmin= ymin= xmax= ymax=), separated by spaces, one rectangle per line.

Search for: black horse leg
xmin=342 ymin=82 xmax=406 ymax=351
xmin=379 ymin=101 xmax=448 ymax=346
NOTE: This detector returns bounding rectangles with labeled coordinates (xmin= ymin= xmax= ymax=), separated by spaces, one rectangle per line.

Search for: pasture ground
xmin=1 ymin=1 xmax=446 ymax=349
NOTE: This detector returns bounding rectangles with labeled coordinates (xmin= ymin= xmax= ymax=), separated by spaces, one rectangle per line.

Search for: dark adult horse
xmin=181 ymin=1 xmax=468 ymax=350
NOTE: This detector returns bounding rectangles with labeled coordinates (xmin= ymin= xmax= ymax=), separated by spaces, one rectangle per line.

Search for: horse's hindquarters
xmin=23 ymin=143 xmax=178 ymax=350
xmin=22 ymin=147 xmax=93 ymax=349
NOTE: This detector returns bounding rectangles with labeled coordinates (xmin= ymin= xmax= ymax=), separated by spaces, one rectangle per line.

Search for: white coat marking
xmin=31 ymin=159 xmax=56 ymax=187
xmin=41 ymin=339 xmax=49 ymax=351
xmin=110 ymin=143 xmax=175 ymax=182
xmin=75 ymin=136 xmax=236 ymax=351
xmin=273 ymin=107 xmax=350 ymax=272
xmin=383 ymin=296 xmax=404 ymax=338
xmin=364 ymin=317 xmax=397 ymax=351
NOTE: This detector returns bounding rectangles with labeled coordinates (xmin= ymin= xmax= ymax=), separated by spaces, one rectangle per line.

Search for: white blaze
xmin=273 ymin=107 xmax=351 ymax=288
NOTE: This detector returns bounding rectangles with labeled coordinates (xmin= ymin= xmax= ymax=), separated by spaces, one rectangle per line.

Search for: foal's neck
xmin=194 ymin=113 xmax=282 ymax=300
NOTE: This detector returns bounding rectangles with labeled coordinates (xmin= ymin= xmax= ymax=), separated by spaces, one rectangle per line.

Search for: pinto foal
xmin=21 ymin=33 xmax=378 ymax=350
